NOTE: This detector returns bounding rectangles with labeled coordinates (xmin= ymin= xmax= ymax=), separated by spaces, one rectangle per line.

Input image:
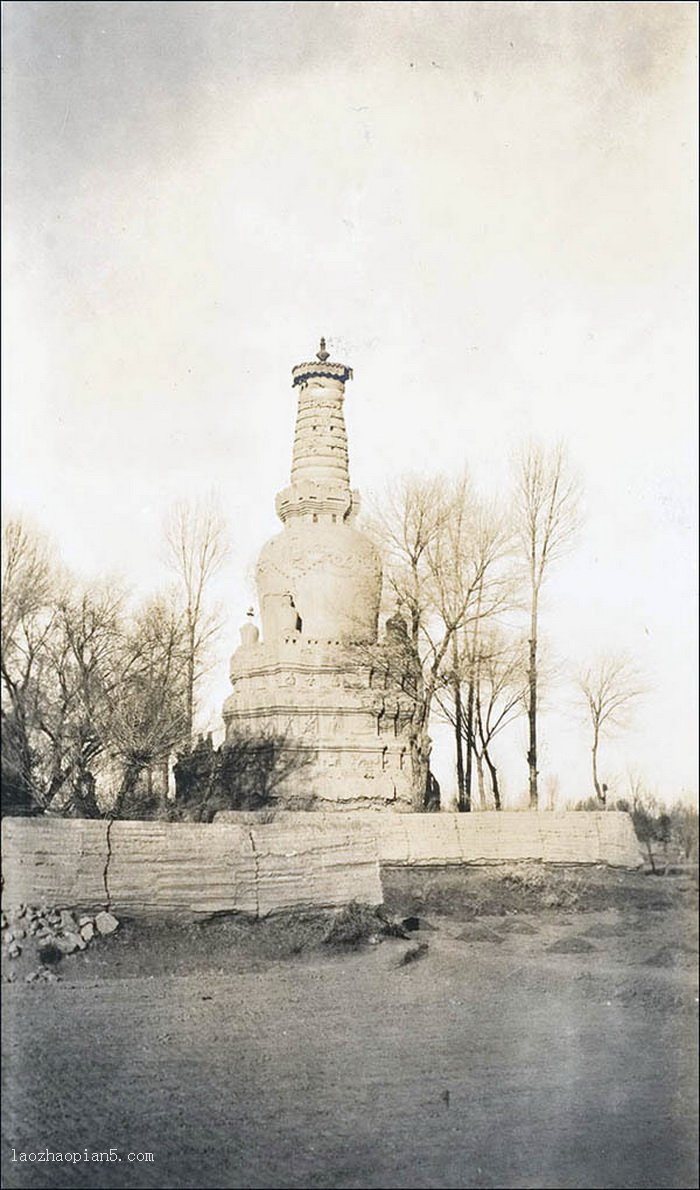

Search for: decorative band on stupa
xmin=291 ymin=337 xmax=353 ymax=388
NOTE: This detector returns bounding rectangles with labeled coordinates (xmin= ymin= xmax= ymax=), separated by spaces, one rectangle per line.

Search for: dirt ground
xmin=2 ymin=865 xmax=698 ymax=1190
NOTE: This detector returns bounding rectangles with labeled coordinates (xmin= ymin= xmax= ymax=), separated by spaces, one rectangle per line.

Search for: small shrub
xmin=322 ymin=902 xmax=384 ymax=948
xmin=37 ymin=942 xmax=63 ymax=966
xmin=500 ymin=863 xmax=547 ymax=891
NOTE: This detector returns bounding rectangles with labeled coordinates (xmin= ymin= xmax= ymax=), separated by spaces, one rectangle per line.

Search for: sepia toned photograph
xmin=1 ymin=3 xmax=697 ymax=1188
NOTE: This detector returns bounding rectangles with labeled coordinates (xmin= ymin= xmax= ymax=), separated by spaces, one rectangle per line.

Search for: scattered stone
xmin=1 ymin=904 xmax=113 ymax=967
xmin=546 ymin=936 xmax=596 ymax=954
xmin=56 ymin=933 xmax=82 ymax=955
xmin=95 ymin=911 xmax=120 ymax=936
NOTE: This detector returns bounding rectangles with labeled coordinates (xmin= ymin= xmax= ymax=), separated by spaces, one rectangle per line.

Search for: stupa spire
xmin=275 ymin=338 xmax=356 ymax=524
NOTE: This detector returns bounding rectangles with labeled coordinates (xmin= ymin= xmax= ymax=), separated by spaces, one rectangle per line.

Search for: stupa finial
xmin=316 ymin=337 xmax=330 ymax=363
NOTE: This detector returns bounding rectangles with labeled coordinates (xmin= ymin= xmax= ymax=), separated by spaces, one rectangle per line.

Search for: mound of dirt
xmin=546 ymin=936 xmax=596 ymax=954
xmin=456 ymin=923 xmax=506 ymax=944
xmin=644 ymin=944 xmax=698 ymax=970
xmin=497 ymin=918 xmax=539 ymax=935
xmin=581 ymin=921 xmax=629 ymax=938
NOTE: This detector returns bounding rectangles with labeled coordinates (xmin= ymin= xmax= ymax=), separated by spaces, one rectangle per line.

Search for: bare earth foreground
xmin=2 ymin=867 xmax=698 ymax=1190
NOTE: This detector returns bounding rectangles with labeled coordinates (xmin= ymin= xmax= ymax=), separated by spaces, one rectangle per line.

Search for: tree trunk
xmin=591 ymin=724 xmax=604 ymax=803
xmin=454 ymin=679 xmax=465 ymax=809
xmin=410 ymin=607 xmax=421 ymax=650
xmin=464 ymin=580 xmax=483 ymax=813
xmin=527 ymin=587 xmax=539 ymax=809
xmin=114 ymin=760 xmax=143 ymax=819
xmin=484 ymin=747 xmax=501 ymax=810
xmin=476 ymin=750 xmax=486 ymax=809
xmin=162 ymin=757 xmax=172 ymax=802
xmin=185 ymin=622 xmax=195 ymax=748
xmin=464 ymin=673 xmax=474 ymax=812
xmin=452 ymin=637 xmax=467 ymax=811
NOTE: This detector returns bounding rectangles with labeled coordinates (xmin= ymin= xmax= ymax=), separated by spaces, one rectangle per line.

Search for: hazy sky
xmin=3 ymin=1 xmax=697 ymax=806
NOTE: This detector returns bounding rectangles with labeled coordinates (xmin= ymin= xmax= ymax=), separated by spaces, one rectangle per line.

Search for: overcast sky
xmin=3 ymin=1 xmax=697 ymax=806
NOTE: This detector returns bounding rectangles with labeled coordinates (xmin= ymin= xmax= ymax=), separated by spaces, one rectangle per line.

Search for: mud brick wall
xmin=377 ymin=810 xmax=643 ymax=867
xmin=215 ymin=810 xmax=644 ymax=868
xmin=1 ymin=811 xmax=642 ymax=920
xmin=1 ymin=818 xmax=383 ymax=919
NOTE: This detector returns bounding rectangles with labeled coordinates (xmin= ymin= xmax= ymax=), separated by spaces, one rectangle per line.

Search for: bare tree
xmin=428 ymin=484 xmax=514 ymax=809
xmin=1 ymin=519 xmax=55 ymax=642
xmin=514 ymin=443 xmax=579 ymax=808
xmin=1 ymin=519 xmax=60 ymax=812
xmin=364 ymin=475 xmax=454 ymax=805
xmin=37 ymin=585 xmax=124 ymax=816
xmin=105 ymin=595 xmax=189 ymax=815
xmin=474 ymin=631 xmax=528 ymax=809
xmin=577 ymin=654 xmax=645 ymax=805
xmin=165 ymin=496 xmax=229 ymax=748
xmin=436 ymin=628 xmax=526 ymax=810
xmin=368 ymin=475 xmax=511 ymax=809
xmin=1 ymin=519 xmax=144 ymax=817
xmin=367 ymin=474 xmax=452 ymax=648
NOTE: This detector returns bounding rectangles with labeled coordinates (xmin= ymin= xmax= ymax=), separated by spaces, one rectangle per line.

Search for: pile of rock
xmin=1 ymin=905 xmax=119 ymax=983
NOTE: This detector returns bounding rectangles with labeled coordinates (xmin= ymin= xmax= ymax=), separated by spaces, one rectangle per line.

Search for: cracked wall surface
xmin=0 ymin=812 xmax=642 ymax=921
xmin=1 ymin=818 xmax=382 ymax=919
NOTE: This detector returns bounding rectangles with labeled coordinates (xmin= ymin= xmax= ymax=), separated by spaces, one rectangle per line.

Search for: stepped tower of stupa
xmin=222 ymin=340 xmax=427 ymax=811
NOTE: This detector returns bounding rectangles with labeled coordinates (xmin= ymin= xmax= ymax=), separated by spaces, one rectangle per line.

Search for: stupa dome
xmin=256 ymin=518 xmax=381 ymax=643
